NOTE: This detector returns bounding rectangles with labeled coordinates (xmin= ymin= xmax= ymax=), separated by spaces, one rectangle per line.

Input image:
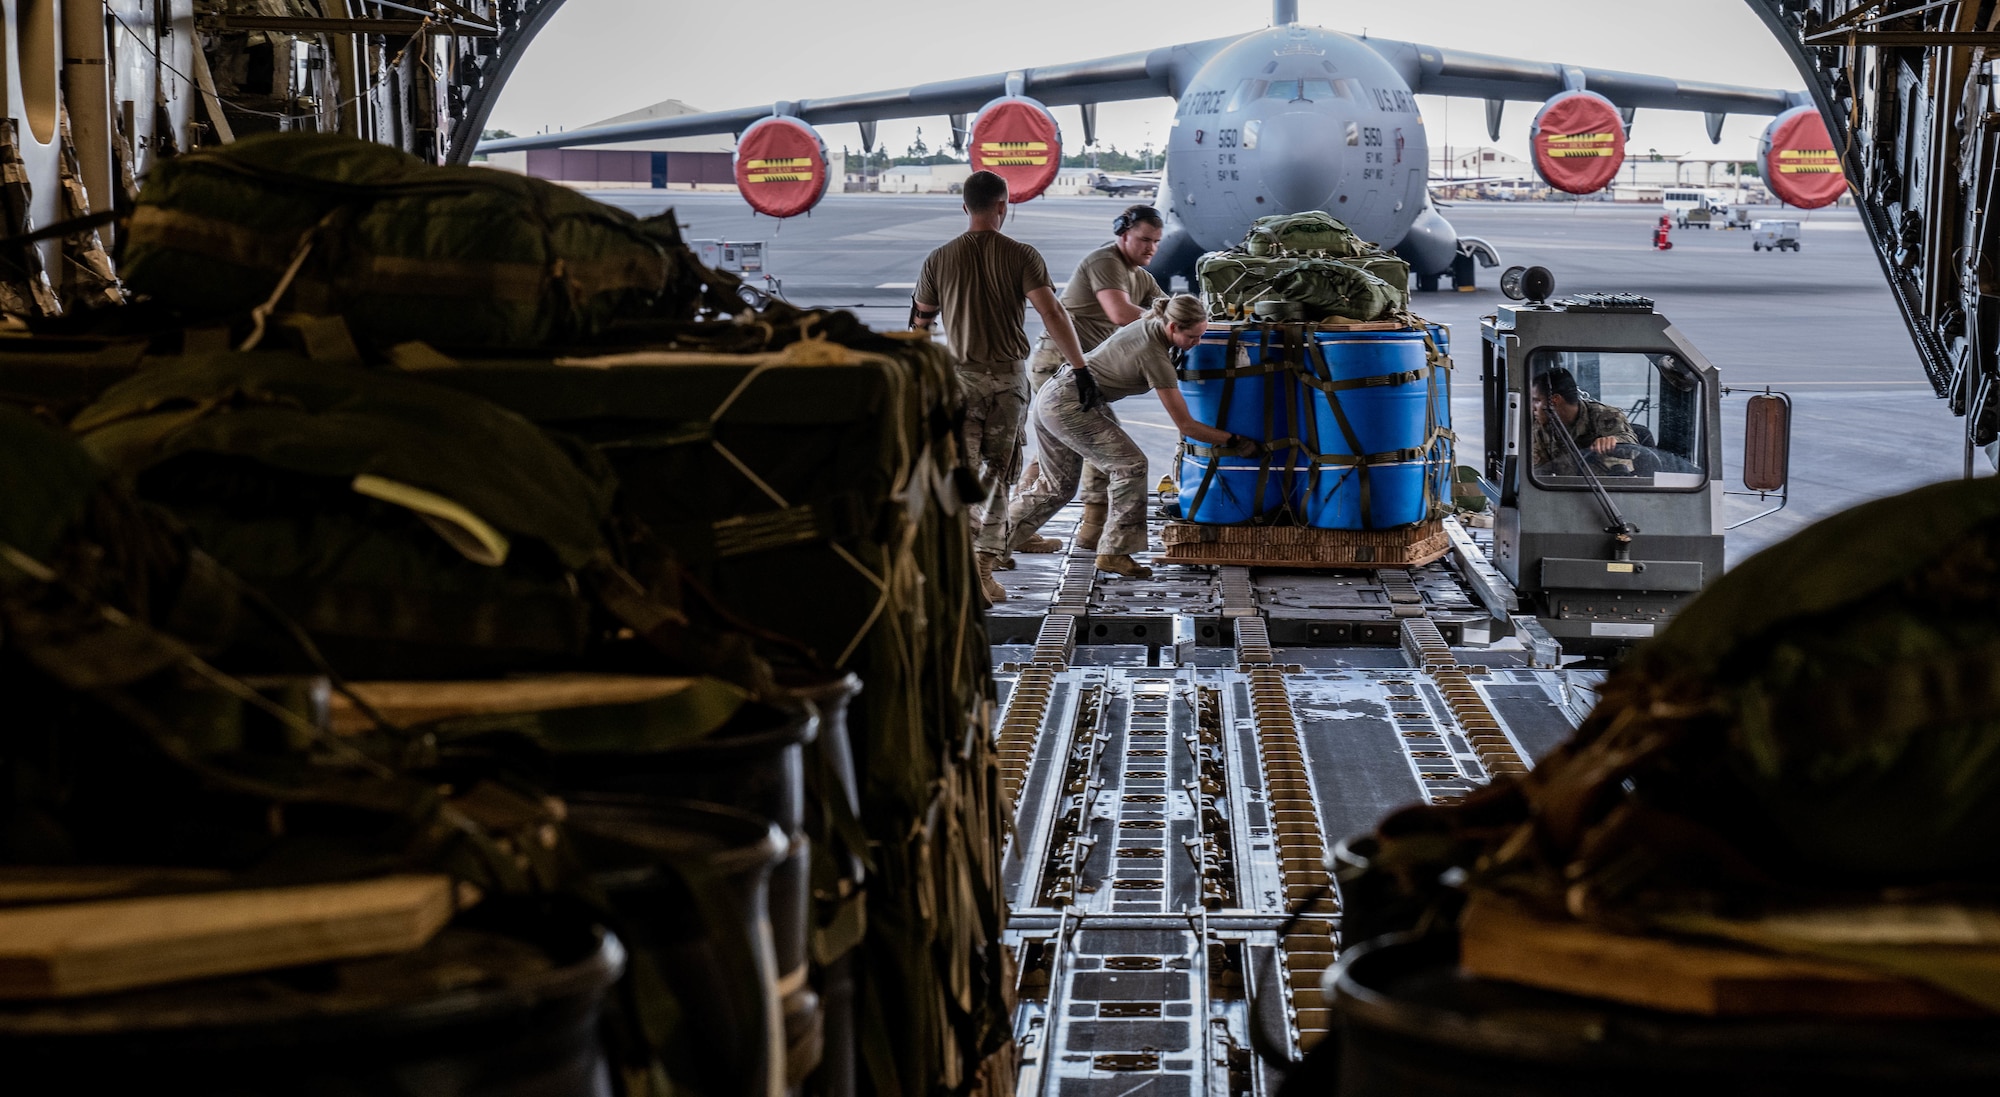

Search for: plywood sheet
xmin=0 ymin=875 xmax=459 ymax=999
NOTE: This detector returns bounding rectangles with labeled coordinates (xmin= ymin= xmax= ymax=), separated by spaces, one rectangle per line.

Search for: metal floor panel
xmin=993 ymin=515 xmax=1582 ymax=1096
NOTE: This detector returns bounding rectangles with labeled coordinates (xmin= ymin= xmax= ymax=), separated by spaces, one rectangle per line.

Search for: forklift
xmin=1481 ymin=266 xmax=1791 ymax=657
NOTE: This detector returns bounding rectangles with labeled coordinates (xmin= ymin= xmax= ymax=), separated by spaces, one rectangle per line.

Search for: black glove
xmin=1225 ymin=433 xmax=1264 ymax=458
xmin=1073 ymin=367 xmax=1105 ymax=411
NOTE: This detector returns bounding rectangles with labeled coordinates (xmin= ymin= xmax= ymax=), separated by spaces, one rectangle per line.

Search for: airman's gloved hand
xmin=1073 ymin=368 xmax=1106 ymax=411
xmin=1226 ymin=433 xmax=1264 ymax=458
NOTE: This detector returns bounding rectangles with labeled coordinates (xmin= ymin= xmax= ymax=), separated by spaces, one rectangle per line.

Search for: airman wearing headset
xmin=1014 ymin=204 xmax=1167 ymax=554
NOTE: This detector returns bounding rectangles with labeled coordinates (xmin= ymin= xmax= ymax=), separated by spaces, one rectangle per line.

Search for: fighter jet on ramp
xmin=481 ymin=0 xmax=1830 ymax=290
xmin=1087 ymin=171 xmax=1161 ymax=198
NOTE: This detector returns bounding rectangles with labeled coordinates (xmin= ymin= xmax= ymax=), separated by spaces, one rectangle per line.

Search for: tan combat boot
xmin=1095 ymin=554 xmax=1153 ymax=579
xmin=1075 ymin=501 xmax=1108 ymax=551
xmin=976 ymin=552 xmax=1007 ymax=605
xmin=1014 ymin=532 xmax=1064 ymax=554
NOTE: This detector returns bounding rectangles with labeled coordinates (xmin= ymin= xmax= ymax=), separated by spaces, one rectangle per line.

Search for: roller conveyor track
xmin=994 ymin=507 xmax=1582 ymax=1095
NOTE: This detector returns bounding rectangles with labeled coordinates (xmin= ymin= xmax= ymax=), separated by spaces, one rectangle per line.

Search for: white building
xmin=876 ymin=164 xmax=974 ymax=194
xmin=484 ymin=100 xmax=837 ymax=193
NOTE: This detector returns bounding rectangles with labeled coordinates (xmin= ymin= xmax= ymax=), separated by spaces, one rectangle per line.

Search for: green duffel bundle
xmin=1342 ymin=251 xmax=1414 ymax=298
xmin=67 ymin=353 xmax=768 ymax=686
xmin=1242 ymin=210 xmax=1369 ymax=257
xmin=0 ymin=402 xmax=584 ymax=890
xmin=1198 ymin=251 xmax=1405 ymax=322
xmin=1353 ymin=475 xmax=2000 ymax=1011
xmin=120 ymin=133 xmax=726 ymax=349
xmin=0 ymin=402 xmax=242 ymax=678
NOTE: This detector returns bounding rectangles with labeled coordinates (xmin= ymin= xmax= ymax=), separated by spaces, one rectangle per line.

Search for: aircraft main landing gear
xmin=1450 ymin=251 xmax=1477 ymax=291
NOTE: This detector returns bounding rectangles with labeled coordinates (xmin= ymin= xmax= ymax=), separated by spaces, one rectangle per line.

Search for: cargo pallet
xmin=1156 ymin=518 xmax=1452 ymax=569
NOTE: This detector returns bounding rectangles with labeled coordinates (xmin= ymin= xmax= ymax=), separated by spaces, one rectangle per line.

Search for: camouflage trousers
xmin=1021 ymin=337 xmax=1107 ymax=507
xmin=960 ymin=366 xmax=1030 ymax=556
xmin=1010 ymin=368 xmax=1150 ymax=556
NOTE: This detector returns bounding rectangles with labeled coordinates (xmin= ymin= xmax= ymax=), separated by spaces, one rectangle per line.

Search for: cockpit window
xmin=1260 ymin=79 xmax=1337 ymax=102
xmin=1226 ymin=79 xmax=1266 ymax=113
xmin=1527 ymin=350 xmax=1706 ymax=491
xmin=1229 ymin=77 xmax=1350 ymax=111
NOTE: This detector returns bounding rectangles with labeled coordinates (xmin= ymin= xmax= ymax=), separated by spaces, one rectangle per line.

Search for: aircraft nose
xmin=1259 ymin=110 xmax=1346 ymax=211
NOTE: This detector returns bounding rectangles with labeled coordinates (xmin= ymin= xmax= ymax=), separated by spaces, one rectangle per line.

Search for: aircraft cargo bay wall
xmin=1749 ymin=0 xmax=2000 ymax=467
xmin=0 ymin=0 xmax=563 ymax=317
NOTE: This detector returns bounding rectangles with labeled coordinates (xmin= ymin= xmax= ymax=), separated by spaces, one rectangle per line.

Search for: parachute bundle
xmin=1241 ymin=210 xmax=1371 ymax=258
xmin=119 ymin=133 xmax=732 ymax=349
xmin=1198 ymin=212 xmax=1410 ymax=322
xmin=1351 ymin=475 xmax=2000 ymax=1012
xmin=0 ymin=134 xmax=1014 ymax=1097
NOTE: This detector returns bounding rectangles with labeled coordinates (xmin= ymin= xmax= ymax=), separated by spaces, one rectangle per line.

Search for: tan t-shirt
xmin=1060 ymin=243 xmax=1165 ymax=350
xmin=914 ymin=230 xmax=1052 ymax=371
xmin=1083 ymin=315 xmax=1179 ymax=403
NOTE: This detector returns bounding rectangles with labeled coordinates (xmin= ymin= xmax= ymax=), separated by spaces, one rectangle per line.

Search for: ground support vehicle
xmin=1480 ymin=291 xmax=1733 ymax=657
xmin=1752 ymin=220 xmax=1802 ymax=251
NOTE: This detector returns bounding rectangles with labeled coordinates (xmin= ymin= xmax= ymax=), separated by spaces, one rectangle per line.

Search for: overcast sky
xmin=487 ymin=0 xmax=1805 ymax=162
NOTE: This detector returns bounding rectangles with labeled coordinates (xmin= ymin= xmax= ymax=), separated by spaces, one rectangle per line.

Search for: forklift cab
xmin=1481 ymin=286 xmax=1726 ymax=656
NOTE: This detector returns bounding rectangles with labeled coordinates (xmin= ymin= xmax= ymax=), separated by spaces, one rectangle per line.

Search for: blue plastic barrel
xmin=1298 ymin=330 xmax=1436 ymax=529
xmin=1300 ymin=461 xmax=1435 ymax=528
xmin=1177 ymin=323 xmax=1305 ymax=524
xmin=1178 ymin=451 xmax=1298 ymax=524
xmin=1177 ymin=324 xmax=1295 ymax=444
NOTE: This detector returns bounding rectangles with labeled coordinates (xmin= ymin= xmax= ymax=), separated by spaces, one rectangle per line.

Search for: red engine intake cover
xmin=1530 ymin=91 xmax=1627 ymax=195
xmin=734 ymin=116 xmax=829 ymax=219
xmin=1759 ymin=105 xmax=1846 ymax=209
xmin=970 ymin=96 xmax=1062 ymax=202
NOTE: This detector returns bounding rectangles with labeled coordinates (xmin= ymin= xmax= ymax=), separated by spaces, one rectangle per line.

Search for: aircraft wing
xmin=480 ymin=36 xmax=1238 ymax=154
xmin=1367 ymin=39 xmax=1803 ymax=116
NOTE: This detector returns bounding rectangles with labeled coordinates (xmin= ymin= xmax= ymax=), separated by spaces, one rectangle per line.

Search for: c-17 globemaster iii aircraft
xmin=482 ymin=0 xmax=1822 ymax=289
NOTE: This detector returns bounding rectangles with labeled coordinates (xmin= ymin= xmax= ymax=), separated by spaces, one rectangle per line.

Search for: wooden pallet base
xmin=1158 ymin=519 xmax=1450 ymax=569
xmin=1460 ymin=895 xmax=1983 ymax=1018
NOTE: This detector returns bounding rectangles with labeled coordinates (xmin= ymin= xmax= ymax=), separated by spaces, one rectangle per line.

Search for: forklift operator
xmin=1531 ymin=367 xmax=1640 ymax=476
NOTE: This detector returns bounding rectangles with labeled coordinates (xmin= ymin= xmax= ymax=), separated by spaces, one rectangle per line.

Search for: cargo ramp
xmin=986 ymin=505 xmax=1593 ymax=1095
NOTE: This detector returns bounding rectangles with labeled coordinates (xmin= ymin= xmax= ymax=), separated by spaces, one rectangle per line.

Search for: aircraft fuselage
xmin=1162 ymin=25 xmax=1433 ymax=256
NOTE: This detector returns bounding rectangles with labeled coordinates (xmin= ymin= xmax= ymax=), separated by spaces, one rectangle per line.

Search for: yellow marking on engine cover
xmin=1777 ymin=150 xmax=1841 ymax=174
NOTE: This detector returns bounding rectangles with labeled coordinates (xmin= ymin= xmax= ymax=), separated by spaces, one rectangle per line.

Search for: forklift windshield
xmin=1528 ymin=350 xmax=1705 ymax=491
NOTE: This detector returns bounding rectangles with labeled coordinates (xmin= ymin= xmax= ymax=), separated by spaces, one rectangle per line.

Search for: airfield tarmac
xmin=592 ymin=190 xmax=1958 ymax=563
